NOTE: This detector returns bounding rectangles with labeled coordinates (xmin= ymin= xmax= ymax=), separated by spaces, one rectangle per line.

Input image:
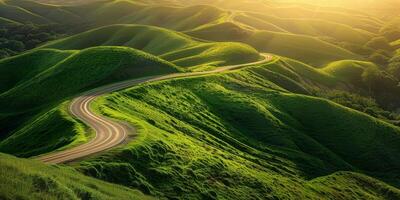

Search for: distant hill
xmin=1 ymin=0 xmax=397 ymax=67
xmin=42 ymin=24 xmax=262 ymax=69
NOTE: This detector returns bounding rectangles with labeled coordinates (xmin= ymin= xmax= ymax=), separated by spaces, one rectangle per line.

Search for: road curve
xmin=38 ymin=54 xmax=273 ymax=164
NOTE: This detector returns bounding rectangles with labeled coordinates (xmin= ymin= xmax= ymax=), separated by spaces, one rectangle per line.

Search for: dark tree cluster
xmin=312 ymin=89 xmax=400 ymax=125
xmin=0 ymin=23 xmax=67 ymax=59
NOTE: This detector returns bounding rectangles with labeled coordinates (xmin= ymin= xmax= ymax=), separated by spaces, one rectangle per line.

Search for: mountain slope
xmin=78 ymin=61 xmax=400 ymax=198
xmin=41 ymin=24 xmax=262 ymax=69
xmin=0 ymin=46 xmax=180 ymax=155
xmin=0 ymin=46 xmax=181 ymax=110
xmin=187 ymin=22 xmax=360 ymax=65
xmin=0 ymin=153 xmax=153 ymax=200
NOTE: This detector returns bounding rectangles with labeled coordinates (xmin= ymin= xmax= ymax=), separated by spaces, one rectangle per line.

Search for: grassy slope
xmin=186 ymin=22 xmax=359 ymax=66
xmin=0 ymin=0 xmax=50 ymax=24
xmin=83 ymin=62 xmax=400 ymax=199
xmin=1 ymin=0 xmax=82 ymax=24
xmin=322 ymin=60 xmax=378 ymax=84
xmin=41 ymin=24 xmax=197 ymax=55
xmin=0 ymin=49 xmax=75 ymax=94
xmin=41 ymin=24 xmax=261 ymax=69
xmin=117 ymin=4 xmax=226 ymax=31
xmin=0 ymin=0 xmax=380 ymax=67
xmin=0 ymin=46 xmax=180 ymax=156
xmin=0 ymin=102 xmax=88 ymax=157
xmin=0 ymin=153 xmax=153 ymax=200
xmin=241 ymin=12 xmax=375 ymax=44
xmin=170 ymin=0 xmax=383 ymax=34
xmin=0 ymin=46 xmax=180 ymax=110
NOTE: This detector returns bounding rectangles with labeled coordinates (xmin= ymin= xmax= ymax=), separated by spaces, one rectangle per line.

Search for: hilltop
xmin=41 ymin=24 xmax=262 ymax=69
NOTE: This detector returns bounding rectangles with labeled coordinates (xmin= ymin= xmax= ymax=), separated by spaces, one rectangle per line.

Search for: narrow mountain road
xmin=38 ymin=54 xmax=273 ymax=164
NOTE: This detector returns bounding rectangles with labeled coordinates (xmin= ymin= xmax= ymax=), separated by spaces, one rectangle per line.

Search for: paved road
xmin=38 ymin=54 xmax=273 ymax=164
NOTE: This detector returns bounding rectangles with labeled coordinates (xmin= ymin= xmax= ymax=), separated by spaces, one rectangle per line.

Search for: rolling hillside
xmin=322 ymin=60 xmax=379 ymax=84
xmin=41 ymin=24 xmax=262 ymax=69
xmin=81 ymin=61 xmax=400 ymax=198
xmin=187 ymin=22 xmax=360 ymax=65
xmin=0 ymin=0 xmax=393 ymax=66
xmin=0 ymin=153 xmax=152 ymax=200
xmin=0 ymin=46 xmax=181 ymax=156
xmin=0 ymin=46 xmax=181 ymax=110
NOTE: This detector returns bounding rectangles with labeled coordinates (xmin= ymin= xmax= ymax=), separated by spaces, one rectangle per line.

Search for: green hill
xmin=78 ymin=61 xmax=400 ymax=199
xmin=322 ymin=60 xmax=379 ymax=84
xmin=0 ymin=153 xmax=152 ymax=200
xmin=1 ymin=0 xmax=82 ymax=24
xmin=0 ymin=49 xmax=74 ymax=94
xmin=41 ymin=24 xmax=196 ymax=54
xmin=187 ymin=22 xmax=360 ymax=65
xmin=117 ymin=4 xmax=226 ymax=31
xmin=0 ymin=46 xmax=180 ymax=111
xmin=42 ymin=24 xmax=261 ymax=69
xmin=0 ymin=46 xmax=180 ymax=154
xmin=0 ymin=102 xmax=87 ymax=157
xmin=242 ymin=12 xmax=375 ymax=45
xmin=0 ymin=0 xmax=50 ymax=24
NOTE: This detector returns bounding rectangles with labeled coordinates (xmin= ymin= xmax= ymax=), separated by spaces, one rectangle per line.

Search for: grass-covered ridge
xmin=0 ymin=102 xmax=87 ymax=157
xmin=82 ymin=62 xmax=400 ymax=199
xmin=41 ymin=24 xmax=262 ymax=69
xmin=0 ymin=46 xmax=181 ymax=110
xmin=322 ymin=60 xmax=379 ymax=83
xmin=1 ymin=0 xmax=394 ymax=67
xmin=0 ymin=153 xmax=153 ymax=200
xmin=0 ymin=46 xmax=180 ymax=156
xmin=186 ymin=22 xmax=360 ymax=66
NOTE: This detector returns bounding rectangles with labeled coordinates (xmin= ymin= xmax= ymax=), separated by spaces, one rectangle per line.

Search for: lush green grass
xmin=0 ymin=46 xmax=180 ymax=156
xmin=0 ymin=153 xmax=153 ymax=200
xmin=161 ymin=42 xmax=261 ymax=70
xmin=0 ymin=0 xmax=389 ymax=67
xmin=179 ymin=0 xmax=382 ymax=28
xmin=187 ymin=22 xmax=360 ymax=66
xmin=241 ymin=12 xmax=375 ymax=45
xmin=0 ymin=102 xmax=88 ymax=157
xmin=81 ymin=62 xmax=400 ymax=199
xmin=1 ymin=0 xmax=378 ymax=67
xmin=42 ymin=24 xmax=262 ymax=69
xmin=0 ymin=49 xmax=75 ymax=93
xmin=322 ymin=60 xmax=379 ymax=84
xmin=41 ymin=24 xmax=197 ymax=55
xmin=0 ymin=0 xmax=50 ymax=24
xmin=5 ymin=0 xmax=82 ymax=24
xmin=117 ymin=4 xmax=227 ymax=31
xmin=0 ymin=46 xmax=180 ymax=111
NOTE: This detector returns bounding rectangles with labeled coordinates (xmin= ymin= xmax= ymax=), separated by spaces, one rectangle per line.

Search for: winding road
xmin=38 ymin=54 xmax=273 ymax=164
